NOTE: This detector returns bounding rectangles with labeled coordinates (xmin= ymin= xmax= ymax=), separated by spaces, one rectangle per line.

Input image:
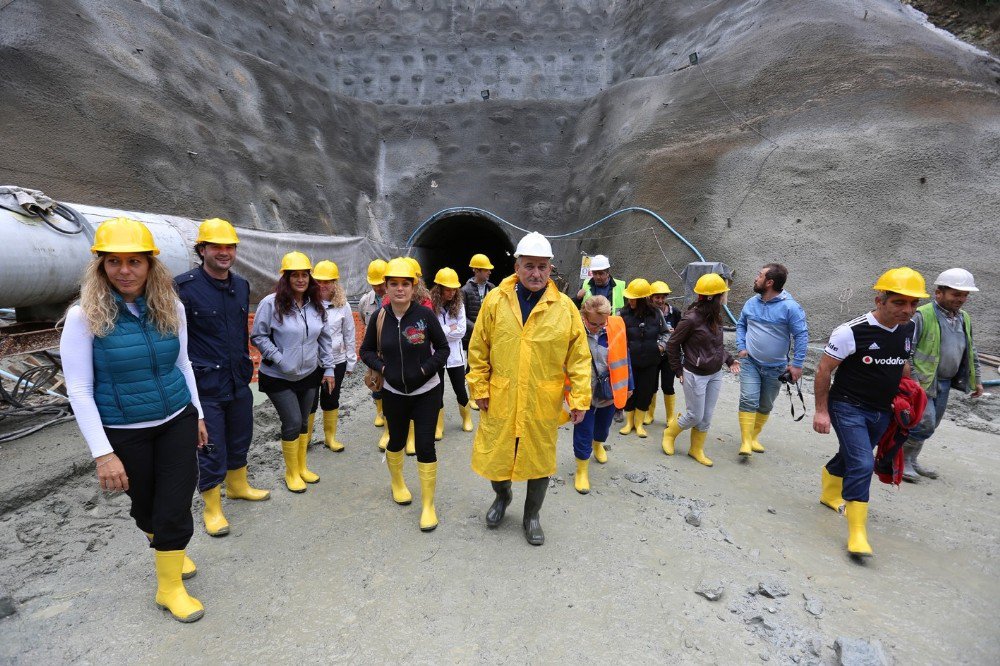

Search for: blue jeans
xmin=738 ymin=356 xmax=784 ymax=413
xmin=573 ymin=404 xmax=616 ymax=460
xmin=826 ymin=400 xmax=891 ymax=502
xmin=907 ymin=378 xmax=951 ymax=443
xmin=197 ymin=385 xmax=254 ymax=492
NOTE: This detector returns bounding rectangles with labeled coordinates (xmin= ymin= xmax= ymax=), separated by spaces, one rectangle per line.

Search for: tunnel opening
xmin=409 ymin=210 xmax=516 ymax=288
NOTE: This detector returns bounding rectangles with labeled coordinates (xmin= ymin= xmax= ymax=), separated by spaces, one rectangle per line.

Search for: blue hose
xmin=407 ymin=205 xmax=738 ymax=324
xmin=983 ymin=379 xmax=1000 ymax=387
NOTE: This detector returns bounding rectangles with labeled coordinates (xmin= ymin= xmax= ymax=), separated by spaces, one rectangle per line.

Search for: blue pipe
xmin=407 ymin=205 xmax=738 ymax=324
xmin=984 ymin=380 xmax=1000 ymax=387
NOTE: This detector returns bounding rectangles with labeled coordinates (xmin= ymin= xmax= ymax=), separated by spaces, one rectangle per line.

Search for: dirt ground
xmin=1 ymin=364 xmax=998 ymax=664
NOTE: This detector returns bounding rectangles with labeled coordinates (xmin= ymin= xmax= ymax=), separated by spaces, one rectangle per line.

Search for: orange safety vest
xmin=565 ymin=315 xmax=630 ymax=410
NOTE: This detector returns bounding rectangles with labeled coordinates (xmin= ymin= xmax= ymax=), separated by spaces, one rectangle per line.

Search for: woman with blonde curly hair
xmin=430 ymin=267 xmax=473 ymax=438
xmin=60 ymin=217 xmax=208 ymax=623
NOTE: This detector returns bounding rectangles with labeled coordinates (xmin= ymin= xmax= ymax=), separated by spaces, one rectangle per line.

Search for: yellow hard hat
xmin=196 ymin=218 xmax=239 ymax=245
xmin=312 ymin=260 xmax=340 ymax=281
xmin=873 ymin=267 xmax=929 ymax=299
xmin=403 ymin=256 xmax=423 ymax=278
xmin=434 ymin=267 xmax=461 ymax=289
xmin=694 ymin=273 xmax=729 ymax=296
xmin=280 ymin=251 xmax=312 ymax=272
xmin=623 ymin=278 xmax=652 ymax=299
xmin=469 ymin=253 xmax=494 ymax=270
xmin=366 ymin=259 xmax=388 ymax=285
xmin=649 ymin=280 xmax=672 ymax=295
xmin=91 ymin=217 xmax=160 ymax=255
xmin=384 ymin=257 xmax=417 ymax=281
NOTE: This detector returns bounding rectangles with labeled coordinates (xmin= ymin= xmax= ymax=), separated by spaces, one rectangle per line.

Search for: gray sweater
xmin=251 ymin=294 xmax=334 ymax=381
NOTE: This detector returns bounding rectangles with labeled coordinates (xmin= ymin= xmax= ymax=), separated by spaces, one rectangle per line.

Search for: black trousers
xmin=438 ymin=365 xmax=469 ymax=407
xmin=311 ymin=361 xmax=348 ymax=412
xmin=656 ymin=354 xmax=676 ymax=395
xmin=105 ymin=404 xmax=199 ymax=551
xmin=382 ymin=389 xmax=438 ymax=463
xmin=624 ymin=364 xmax=659 ymax=412
xmin=269 ymin=386 xmax=318 ymax=441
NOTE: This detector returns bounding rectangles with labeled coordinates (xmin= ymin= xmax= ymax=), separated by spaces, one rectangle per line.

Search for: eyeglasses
xmin=583 ymin=317 xmax=606 ymax=328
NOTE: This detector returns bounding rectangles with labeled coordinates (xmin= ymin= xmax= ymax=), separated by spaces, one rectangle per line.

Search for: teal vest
xmin=92 ymin=296 xmax=191 ymax=425
xmin=912 ymin=302 xmax=976 ymax=394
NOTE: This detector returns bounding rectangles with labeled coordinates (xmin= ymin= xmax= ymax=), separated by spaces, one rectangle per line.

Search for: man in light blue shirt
xmin=735 ymin=263 xmax=809 ymax=456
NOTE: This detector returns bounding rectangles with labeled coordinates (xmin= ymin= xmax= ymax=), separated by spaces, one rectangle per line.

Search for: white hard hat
xmin=514 ymin=231 xmax=554 ymax=258
xmin=590 ymin=254 xmax=611 ymax=271
xmin=934 ymin=268 xmax=979 ymax=292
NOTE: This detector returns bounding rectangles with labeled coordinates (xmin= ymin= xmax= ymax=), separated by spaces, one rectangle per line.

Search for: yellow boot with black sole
xmin=200 ymin=485 xmax=229 ymax=537
xmin=574 ymin=458 xmax=590 ymax=494
xmin=374 ymin=398 xmax=385 ymax=427
xmin=593 ymin=441 xmax=608 ymax=464
xmin=405 ymin=421 xmax=416 ymax=455
xmin=145 ymin=533 xmax=196 ymax=579
xmin=154 ymin=550 xmax=204 ymax=623
xmin=688 ymin=428 xmax=714 ymax=467
xmin=459 ymin=403 xmax=474 ymax=432
xmin=435 ymin=409 xmax=444 ymax=441
xmin=845 ymin=500 xmax=873 ymax=557
xmin=619 ymin=410 xmax=635 ymax=435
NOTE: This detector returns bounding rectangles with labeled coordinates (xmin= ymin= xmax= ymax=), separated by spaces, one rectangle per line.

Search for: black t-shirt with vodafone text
xmin=824 ymin=311 xmax=914 ymax=412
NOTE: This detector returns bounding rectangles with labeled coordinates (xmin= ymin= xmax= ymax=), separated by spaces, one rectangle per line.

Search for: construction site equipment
xmin=933 ymin=268 xmax=978 ymax=292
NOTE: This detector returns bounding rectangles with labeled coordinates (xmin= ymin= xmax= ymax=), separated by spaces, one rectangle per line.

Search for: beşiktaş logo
xmin=862 ymin=356 xmax=906 ymax=365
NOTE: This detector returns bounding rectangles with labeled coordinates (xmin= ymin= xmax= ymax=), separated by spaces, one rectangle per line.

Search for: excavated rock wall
xmin=0 ymin=0 xmax=998 ymax=348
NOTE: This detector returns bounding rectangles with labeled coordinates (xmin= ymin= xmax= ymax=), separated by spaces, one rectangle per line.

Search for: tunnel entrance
xmin=409 ymin=209 xmax=515 ymax=288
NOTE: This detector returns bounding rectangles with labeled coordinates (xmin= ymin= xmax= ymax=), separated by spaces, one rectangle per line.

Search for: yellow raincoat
xmin=467 ymin=274 xmax=592 ymax=481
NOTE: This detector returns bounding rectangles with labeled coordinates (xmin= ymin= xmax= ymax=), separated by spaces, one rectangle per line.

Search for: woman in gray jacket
xmin=251 ymin=252 xmax=335 ymax=493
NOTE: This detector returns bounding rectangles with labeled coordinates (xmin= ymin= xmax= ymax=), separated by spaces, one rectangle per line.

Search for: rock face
xmin=1 ymin=0 xmax=997 ymax=344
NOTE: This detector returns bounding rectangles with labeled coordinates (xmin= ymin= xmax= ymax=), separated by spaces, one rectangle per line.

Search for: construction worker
xmin=647 ymin=280 xmax=682 ymax=425
xmin=175 ymin=218 xmax=268 ymax=539
xmin=575 ymin=254 xmax=626 ymax=313
xmin=573 ymin=296 xmax=633 ymax=492
xmin=462 ymin=253 xmax=495 ymax=412
xmin=735 ymin=263 xmax=809 ymax=457
xmin=359 ymin=258 xmax=450 ymax=531
xmin=662 ymin=274 xmax=740 ymax=466
xmin=618 ymin=279 xmax=670 ymax=438
xmin=358 ymin=259 xmax=388 ymax=430
xmin=62 ymin=217 xmax=207 ymax=622
xmin=430 ymin=267 xmax=474 ymax=438
xmin=250 ymin=252 xmax=335 ymax=493
xmin=310 ymin=260 xmax=357 ymax=452
xmin=468 ymin=231 xmax=591 ymax=545
xmin=904 ymin=268 xmax=984 ymax=482
xmin=813 ymin=267 xmax=928 ymax=557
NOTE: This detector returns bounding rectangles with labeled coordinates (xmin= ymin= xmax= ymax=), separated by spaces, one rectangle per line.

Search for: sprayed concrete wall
xmin=1 ymin=0 xmax=998 ymax=347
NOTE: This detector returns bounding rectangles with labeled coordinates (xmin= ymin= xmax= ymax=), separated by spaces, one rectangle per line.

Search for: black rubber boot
xmin=522 ymin=477 xmax=549 ymax=546
xmin=485 ymin=481 xmax=512 ymax=528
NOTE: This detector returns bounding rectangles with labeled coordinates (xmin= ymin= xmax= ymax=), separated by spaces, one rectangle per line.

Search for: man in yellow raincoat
xmin=467 ymin=231 xmax=592 ymax=545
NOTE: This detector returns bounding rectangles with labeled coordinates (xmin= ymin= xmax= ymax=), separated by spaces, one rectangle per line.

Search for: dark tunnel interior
xmin=410 ymin=213 xmax=516 ymax=288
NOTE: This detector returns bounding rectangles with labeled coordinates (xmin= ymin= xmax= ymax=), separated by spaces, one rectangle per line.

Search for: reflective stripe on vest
xmin=606 ymin=315 xmax=629 ymax=409
xmin=912 ymin=302 xmax=976 ymax=392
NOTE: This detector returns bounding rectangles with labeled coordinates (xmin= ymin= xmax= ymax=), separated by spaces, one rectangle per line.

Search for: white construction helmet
xmin=514 ymin=231 xmax=554 ymax=258
xmin=934 ymin=268 xmax=979 ymax=292
xmin=590 ymin=254 xmax=611 ymax=271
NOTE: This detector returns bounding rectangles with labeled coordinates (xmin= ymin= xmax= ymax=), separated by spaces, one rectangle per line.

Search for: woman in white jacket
xmin=310 ymin=260 xmax=357 ymax=451
xmin=430 ymin=267 xmax=474 ymax=438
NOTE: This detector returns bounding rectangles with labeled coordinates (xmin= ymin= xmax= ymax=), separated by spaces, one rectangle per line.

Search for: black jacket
xmin=619 ymin=303 xmax=670 ymax=368
xmin=461 ymin=278 xmax=495 ymax=346
xmin=360 ymin=302 xmax=449 ymax=394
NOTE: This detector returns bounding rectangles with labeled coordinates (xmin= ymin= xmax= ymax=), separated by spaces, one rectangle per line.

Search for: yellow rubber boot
xmin=619 ymin=410 xmax=635 ymax=435
xmin=297 ymin=433 xmax=320 ymax=483
xmin=738 ymin=412 xmax=756 ymax=457
xmin=643 ymin=399 xmax=655 ymax=425
xmin=751 ymin=413 xmax=768 ymax=452
xmin=306 ymin=412 xmax=316 ymax=444
xmin=154 ymin=550 xmax=204 ymax=623
xmin=281 ymin=439 xmax=306 ymax=493
xmin=593 ymin=440 xmax=608 ymax=464
xmin=378 ymin=424 xmax=390 ymax=451
xmin=661 ymin=415 xmax=682 ymax=455
xmin=470 ymin=400 xmax=479 ymax=411
xmin=224 ymin=466 xmax=270 ymax=501
xmin=845 ymin=501 xmax=873 ymax=556
xmin=417 ymin=461 xmax=439 ymax=531
xmin=820 ymin=466 xmax=846 ymax=513
xmin=664 ymin=393 xmax=676 ymax=422
xmin=145 ymin=532 xmax=195 ymax=579
xmin=374 ymin=398 xmax=385 ymax=427
xmin=635 ymin=410 xmax=648 ymax=438
xmin=574 ymin=458 xmax=590 ymax=494
xmin=323 ymin=409 xmax=344 ymax=452
xmin=688 ymin=428 xmax=714 ymax=467
xmin=459 ymin=403 xmax=474 ymax=432
xmin=200 ymin=486 xmax=230 ymax=537
xmin=435 ymin=409 xmax=444 ymax=441
xmin=386 ymin=449 xmax=412 ymax=505
xmin=405 ymin=421 xmax=416 ymax=456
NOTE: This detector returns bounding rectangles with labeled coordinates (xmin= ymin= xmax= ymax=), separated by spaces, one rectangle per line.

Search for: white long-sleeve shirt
xmin=437 ymin=304 xmax=467 ymax=368
xmin=62 ymin=301 xmax=203 ymax=458
xmin=324 ymin=301 xmax=358 ymax=371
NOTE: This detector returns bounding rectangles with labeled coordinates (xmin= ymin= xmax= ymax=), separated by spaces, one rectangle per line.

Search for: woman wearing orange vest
xmin=572 ymin=296 xmax=632 ymax=493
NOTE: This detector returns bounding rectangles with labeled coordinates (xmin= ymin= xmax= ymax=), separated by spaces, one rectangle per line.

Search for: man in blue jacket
xmin=175 ymin=218 xmax=269 ymax=537
xmin=735 ymin=263 xmax=809 ymax=457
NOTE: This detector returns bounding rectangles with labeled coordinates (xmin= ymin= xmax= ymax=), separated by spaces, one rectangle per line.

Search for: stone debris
xmin=834 ymin=637 xmax=890 ymax=666
xmin=684 ymin=510 xmax=702 ymax=527
xmin=719 ymin=527 xmax=735 ymax=544
xmin=757 ymin=577 xmax=790 ymax=599
xmin=0 ymin=592 xmax=16 ymax=619
xmin=803 ymin=594 xmax=824 ymax=617
xmin=624 ymin=471 xmax=647 ymax=483
xmin=695 ymin=580 xmax=726 ymax=601
xmin=767 ymin=506 xmax=777 ymax=515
